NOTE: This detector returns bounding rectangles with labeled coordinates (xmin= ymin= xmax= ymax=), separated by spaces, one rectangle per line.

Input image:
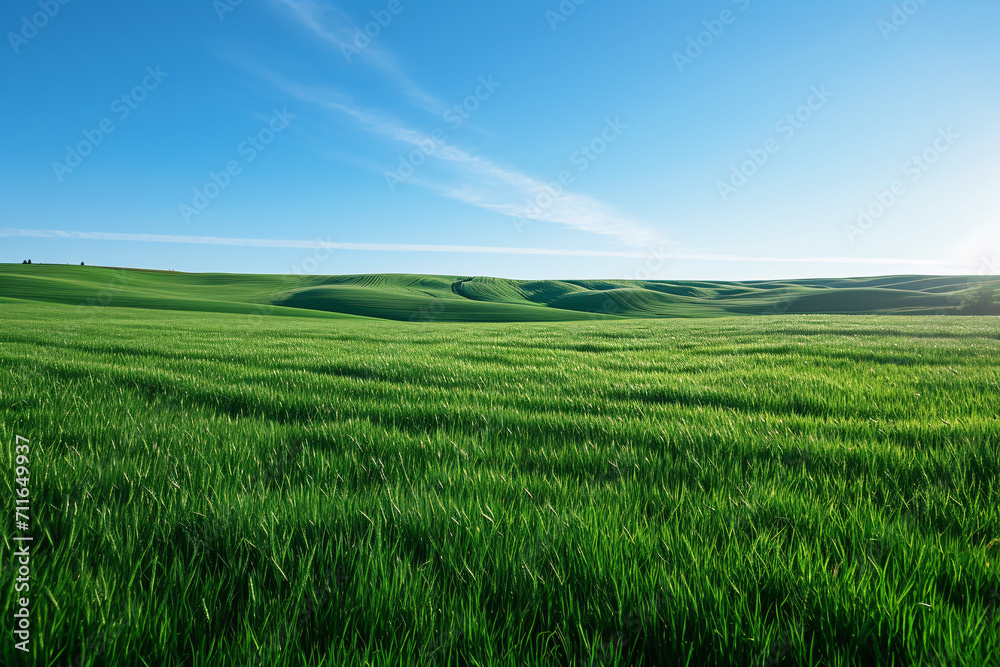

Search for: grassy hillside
xmin=275 ymin=275 xmax=608 ymax=322
xmin=1 ymin=301 xmax=998 ymax=665
xmin=0 ymin=263 xmax=350 ymax=319
xmin=0 ymin=265 xmax=607 ymax=322
xmin=2 ymin=263 xmax=998 ymax=321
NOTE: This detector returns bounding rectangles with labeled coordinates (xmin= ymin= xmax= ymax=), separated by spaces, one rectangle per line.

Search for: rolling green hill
xmin=1 ymin=263 xmax=997 ymax=321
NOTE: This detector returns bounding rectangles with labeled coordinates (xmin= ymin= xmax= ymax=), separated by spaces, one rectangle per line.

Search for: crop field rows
xmin=1 ymin=300 xmax=999 ymax=665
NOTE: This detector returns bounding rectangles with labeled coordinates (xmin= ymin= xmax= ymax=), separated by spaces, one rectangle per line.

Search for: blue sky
xmin=2 ymin=0 xmax=998 ymax=280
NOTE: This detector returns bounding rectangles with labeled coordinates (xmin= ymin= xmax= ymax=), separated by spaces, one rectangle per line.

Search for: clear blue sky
xmin=2 ymin=0 xmax=998 ymax=280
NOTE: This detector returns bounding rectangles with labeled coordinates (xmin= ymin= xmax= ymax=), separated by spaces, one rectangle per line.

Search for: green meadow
xmin=3 ymin=264 xmax=998 ymax=321
xmin=1 ymin=266 xmax=999 ymax=665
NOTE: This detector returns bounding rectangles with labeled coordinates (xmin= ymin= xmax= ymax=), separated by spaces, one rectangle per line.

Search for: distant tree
xmin=26 ymin=259 xmax=31 ymax=264
xmin=81 ymin=262 xmax=85 ymax=266
xmin=22 ymin=260 xmax=26 ymax=264
xmin=961 ymin=285 xmax=1000 ymax=315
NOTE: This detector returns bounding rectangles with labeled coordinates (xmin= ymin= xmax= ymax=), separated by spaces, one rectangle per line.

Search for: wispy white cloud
xmin=275 ymin=80 xmax=664 ymax=247
xmin=259 ymin=2 xmax=664 ymax=248
xmin=272 ymin=0 xmax=443 ymax=113
xmin=668 ymin=252 xmax=971 ymax=267
xmin=0 ymin=228 xmax=651 ymax=258
xmin=2 ymin=228 xmax=979 ymax=268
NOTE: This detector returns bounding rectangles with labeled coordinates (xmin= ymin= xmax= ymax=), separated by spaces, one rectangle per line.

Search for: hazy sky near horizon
xmin=2 ymin=0 xmax=999 ymax=280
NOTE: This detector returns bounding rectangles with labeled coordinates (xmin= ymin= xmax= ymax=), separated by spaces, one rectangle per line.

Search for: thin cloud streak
xmin=280 ymin=81 xmax=664 ymax=247
xmin=670 ymin=252 xmax=970 ymax=267
xmin=1 ymin=228 xmax=978 ymax=268
xmin=272 ymin=0 xmax=443 ymax=113
xmin=259 ymin=2 xmax=664 ymax=248
xmin=1 ymin=228 xmax=654 ymax=258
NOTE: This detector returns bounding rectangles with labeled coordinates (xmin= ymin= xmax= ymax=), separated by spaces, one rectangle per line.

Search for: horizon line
xmin=0 ymin=228 xmax=981 ymax=272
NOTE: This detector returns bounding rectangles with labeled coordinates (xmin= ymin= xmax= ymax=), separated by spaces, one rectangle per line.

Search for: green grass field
xmin=1 ymin=291 xmax=998 ymax=665
xmin=3 ymin=264 xmax=998 ymax=321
